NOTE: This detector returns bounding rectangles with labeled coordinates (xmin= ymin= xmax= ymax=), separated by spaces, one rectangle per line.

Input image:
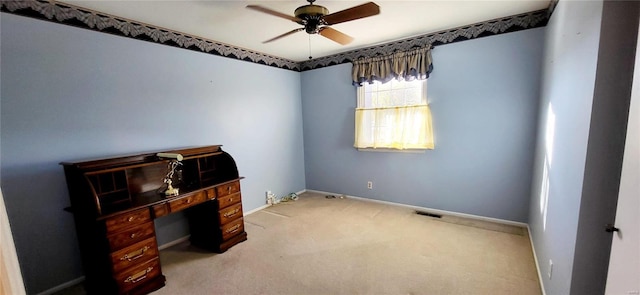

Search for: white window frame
xmin=355 ymin=79 xmax=431 ymax=152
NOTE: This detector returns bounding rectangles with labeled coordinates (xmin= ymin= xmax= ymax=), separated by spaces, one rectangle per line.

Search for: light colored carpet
xmin=58 ymin=192 xmax=542 ymax=295
xmin=156 ymin=192 xmax=541 ymax=295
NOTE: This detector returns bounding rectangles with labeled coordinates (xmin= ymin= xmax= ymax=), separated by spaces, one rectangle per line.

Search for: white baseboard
xmin=305 ymin=189 xmax=528 ymax=228
xmin=246 ymin=189 xmax=308 ymax=212
xmin=527 ymin=225 xmax=546 ymax=295
xmin=245 ymin=204 xmax=270 ymax=215
xmin=159 ymin=190 xmax=310 ymax=250
xmin=158 ymin=235 xmax=191 ymax=250
xmin=36 ymin=276 xmax=85 ymax=295
xmin=305 ymin=189 xmax=542 ymax=292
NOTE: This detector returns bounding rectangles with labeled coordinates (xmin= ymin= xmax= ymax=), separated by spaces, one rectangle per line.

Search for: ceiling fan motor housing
xmin=295 ymin=5 xmax=329 ymax=33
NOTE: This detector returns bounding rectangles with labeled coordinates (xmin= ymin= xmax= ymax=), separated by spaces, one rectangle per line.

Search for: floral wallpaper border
xmin=2 ymin=0 xmax=550 ymax=72
xmin=1 ymin=0 xmax=302 ymax=71
xmin=299 ymin=9 xmax=549 ymax=70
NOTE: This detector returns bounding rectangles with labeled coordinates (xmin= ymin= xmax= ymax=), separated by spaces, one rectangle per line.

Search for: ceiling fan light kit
xmin=247 ymin=0 xmax=380 ymax=45
xmin=295 ymin=4 xmax=329 ymax=19
xmin=295 ymin=4 xmax=328 ymax=34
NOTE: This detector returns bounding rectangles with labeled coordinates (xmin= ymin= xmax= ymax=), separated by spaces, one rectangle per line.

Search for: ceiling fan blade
xmin=318 ymin=27 xmax=354 ymax=45
xmin=263 ymin=28 xmax=305 ymax=43
xmin=246 ymin=5 xmax=303 ymax=24
xmin=323 ymin=2 xmax=380 ymax=25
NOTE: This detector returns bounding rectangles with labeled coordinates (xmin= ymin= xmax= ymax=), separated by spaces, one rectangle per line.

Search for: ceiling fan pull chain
xmin=308 ymin=34 xmax=313 ymax=60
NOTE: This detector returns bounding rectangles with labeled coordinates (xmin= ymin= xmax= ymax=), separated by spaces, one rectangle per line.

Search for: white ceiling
xmin=57 ymin=0 xmax=551 ymax=62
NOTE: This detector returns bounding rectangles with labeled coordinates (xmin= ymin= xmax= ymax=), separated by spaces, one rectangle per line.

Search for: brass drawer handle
xmin=228 ymin=186 xmax=232 ymax=194
xmin=223 ymin=209 xmax=240 ymax=218
xmin=226 ymin=224 xmax=240 ymax=234
xmin=120 ymin=246 xmax=150 ymax=262
xmin=185 ymin=198 xmax=192 ymax=204
xmin=130 ymin=233 xmax=138 ymax=239
xmin=127 ymin=216 xmax=135 ymax=222
xmin=124 ymin=267 xmax=153 ymax=284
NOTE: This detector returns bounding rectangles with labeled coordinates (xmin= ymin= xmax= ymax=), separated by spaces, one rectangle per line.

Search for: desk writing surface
xmin=95 ymin=177 xmax=244 ymax=220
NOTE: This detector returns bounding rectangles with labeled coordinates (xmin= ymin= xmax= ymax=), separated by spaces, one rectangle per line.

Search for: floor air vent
xmin=415 ymin=211 xmax=442 ymax=218
xmin=415 ymin=210 xmax=525 ymax=235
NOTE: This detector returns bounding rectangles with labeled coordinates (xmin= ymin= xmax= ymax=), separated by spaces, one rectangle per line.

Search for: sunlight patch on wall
xmin=541 ymin=157 xmax=550 ymax=231
xmin=540 ymin=103 xmax=556 ymax=231
xmin=545 ymin=103 xmax=556 ymax=165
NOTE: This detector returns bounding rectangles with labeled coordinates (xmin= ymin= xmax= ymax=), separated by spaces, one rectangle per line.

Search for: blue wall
xmin=0 ymin=13 xmax=305 ymax=294
xmin=301 ymin=28 xmax=544 ymax=223
xmin=528 ymin=1 xmax=640 ymax=294
xmin=527 ymin=1 xmax=603 ymax=294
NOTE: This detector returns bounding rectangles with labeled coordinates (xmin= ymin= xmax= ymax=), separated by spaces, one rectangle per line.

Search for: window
xmin=354 ymin=79 xmax=434 ymax=150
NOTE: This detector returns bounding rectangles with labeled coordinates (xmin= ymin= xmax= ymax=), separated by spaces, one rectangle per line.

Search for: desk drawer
xmin=216 ymin=181 xmax=240 ymax=198
xmin=217 ymin=192 xmax=241 ymax=210
xmin=205 ymin=188 xmax=216 ymax=200
xmin=152 ymin=203 xmax=169 ymax=218
xmin=115 ymin=258 xmax=161 ymax=294
xmin=108 ymin=222 xmax=155 ymax=251
xmin=105 ymin=209 xmax=151 ymax=234
xmin=221 ymin=217 xmax=244 ymax=241
xmin=168 ymin=191 xmax=207 ymax=213
xmin=111 ymin=237 xmax=159 ymax=273
xmin=219 ymin=203 xmax=243 ymax=225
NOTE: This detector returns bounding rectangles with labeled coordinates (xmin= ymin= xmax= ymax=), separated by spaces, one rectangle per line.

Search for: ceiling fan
xmin=246 ymin=0 xmax=380 ymax=45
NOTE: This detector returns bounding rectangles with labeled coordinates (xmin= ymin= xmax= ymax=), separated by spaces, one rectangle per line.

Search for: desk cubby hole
xmin=179 ymin=159 xmax=201 ymax=190
xmin=197 ymin=156 xmax=218 ymax=187
xmin=87 ymin=170 xmax=131 ymax=214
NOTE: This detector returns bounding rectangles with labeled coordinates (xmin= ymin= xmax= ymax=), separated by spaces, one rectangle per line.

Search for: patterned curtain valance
xmin=352 ymin=47 xmax=433 ymax=86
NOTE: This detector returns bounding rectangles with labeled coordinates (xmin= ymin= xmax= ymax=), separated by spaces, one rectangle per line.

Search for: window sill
xmin=356 ymin=148 xmax=427 ymax=154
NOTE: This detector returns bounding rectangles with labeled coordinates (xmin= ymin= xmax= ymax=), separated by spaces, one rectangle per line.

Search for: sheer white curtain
xmin=355 ymin=105 xmax=434 ymax=149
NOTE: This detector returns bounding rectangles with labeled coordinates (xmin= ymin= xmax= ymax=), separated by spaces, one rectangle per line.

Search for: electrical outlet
xmin=266 ymin=191 xmax=272 ymax=205
xmin=367 ymin=181 xmax=373 ymax=189
xmin=548 ymin=259 xmax=553 ymax=279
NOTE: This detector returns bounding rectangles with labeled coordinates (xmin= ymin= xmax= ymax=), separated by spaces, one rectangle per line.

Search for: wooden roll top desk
xmin=61 ymin=145 xmax=247 ymax=295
